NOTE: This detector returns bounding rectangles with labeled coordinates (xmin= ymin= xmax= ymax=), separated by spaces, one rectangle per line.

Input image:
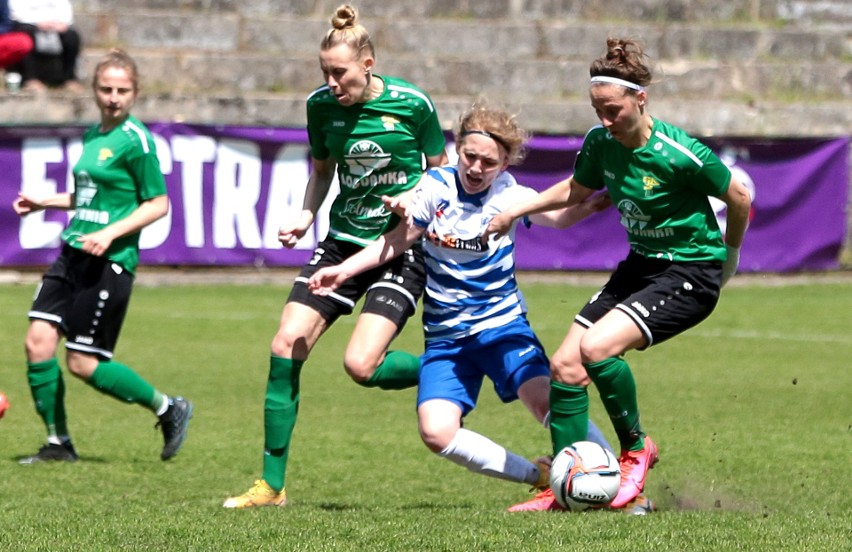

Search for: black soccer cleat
xmin=19 ymin=441 xmax=79 ymax=465
xmin=156 ymin=396 xmax=193 ymax=461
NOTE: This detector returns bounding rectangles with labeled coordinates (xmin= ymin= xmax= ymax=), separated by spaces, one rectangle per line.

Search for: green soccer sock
xmin=549 ymin=381 xmax=590 ymax=455
xmin=263 ymin=355 xmax=303 ymax=492
xmin=27 ymin=358 xmax=69 ymax=438
xmin=87 ymin=360 xmax=165 ymax=413
xmin=359 ymin=350 xmax=420 ymax=390
xmin=584 ymin=357 xmax=644 ymax=451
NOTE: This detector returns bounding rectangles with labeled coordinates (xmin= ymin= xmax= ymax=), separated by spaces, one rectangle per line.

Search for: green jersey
xmin=573 ymin=119 xmax=732 ymax=262
xmin=63 ymin=115 xmax=167 ymax=274
xmin=306 ymin=75 xmax=446 ymax=246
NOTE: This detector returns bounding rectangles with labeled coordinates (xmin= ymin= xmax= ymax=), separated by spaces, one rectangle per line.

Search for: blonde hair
xmin=455 ymin=101 xmax=529 ymax=165
xmin=92 ymin=48 xmax=139 ymax=92
xmin=320 ymin=4 xmax=375 ymax=60
xmin=589 ymin=38 xmax=652 ymax=91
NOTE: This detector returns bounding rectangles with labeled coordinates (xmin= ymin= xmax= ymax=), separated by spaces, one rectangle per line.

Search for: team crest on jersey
xmin=381 ymin=115 xmax=399 ymax=131
xmin=435 ymin=199 xmax=449 ymax=218
xmin=97 ymin=148 xmax=113 ymax=164
xmin=344 ymin=140 xmax=392 ymax=177
xmin=642 ymin=175 xmax=660 ymax=197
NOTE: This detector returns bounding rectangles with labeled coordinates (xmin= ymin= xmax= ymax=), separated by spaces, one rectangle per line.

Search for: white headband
xmin=590 ymin=75 xmax=645 ymax=92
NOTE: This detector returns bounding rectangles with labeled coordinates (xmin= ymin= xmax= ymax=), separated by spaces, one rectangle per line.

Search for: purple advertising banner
xmin=0 ymin=124 xmax=848 ymax=272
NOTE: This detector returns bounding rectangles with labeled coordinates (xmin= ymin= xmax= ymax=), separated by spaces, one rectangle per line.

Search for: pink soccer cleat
xmin=609 ymin=435 xmax=659 ymax=509
xmin=507 ymin=488 xmax=565 ymax=512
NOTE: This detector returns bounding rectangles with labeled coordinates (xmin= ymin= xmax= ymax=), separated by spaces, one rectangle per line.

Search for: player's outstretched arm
xmin=13 ymin=191 xmax=73 ymax=216
xmin=308 ymin=221 xmax=424 ymax=295
xmin=530 ymin=191 xmax=611 ymax=229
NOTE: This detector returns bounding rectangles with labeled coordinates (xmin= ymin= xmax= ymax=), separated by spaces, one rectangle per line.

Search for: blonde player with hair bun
xmin=224 ymin=4 xmax=447 ymax=509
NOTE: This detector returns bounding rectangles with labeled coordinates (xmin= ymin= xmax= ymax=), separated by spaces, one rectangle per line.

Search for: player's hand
xmin=76 ymin=229 xmax=115 ymax=257
xmin=382 ymin=191 xmax=414 ymax=222
xmin=482 ymin=211 xmax=514 ymax=243
xmin=278 ymin=211 xmax=314 ymax=249
xmin=582 ymin=192 xmax=612 ymax=213
xmin=307 ymin=267 xmax=348 ymax=296
xmin=12 ymin=192 xmax=43 ymax=216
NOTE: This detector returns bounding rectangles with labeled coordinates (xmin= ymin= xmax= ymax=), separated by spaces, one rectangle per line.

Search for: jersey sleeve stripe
xmin=387 ymin=84 xmax=435 ymax=112
xmin=307 ymin=85 xmax=330 ymax=101
xmin=123 ymin=121 xmax=152 ymax=154
xmin=654 ymin=130 xmax=703 ymax=167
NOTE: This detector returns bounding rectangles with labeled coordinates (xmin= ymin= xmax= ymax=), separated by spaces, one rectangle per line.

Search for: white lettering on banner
xmin=139 ymin=134 xmax=173 ymax=250
xmin=264 ymin=144 xmax=324 ymax=249
xmin=18 ymin=137 xmax=74 ymax=249
xmin=16 ymin=134 xmax=323 ymax=254
xmin=172 ymin=134 xmax=216 ymax=247
xmin=214 ymin=139 xmax=263 ymax=248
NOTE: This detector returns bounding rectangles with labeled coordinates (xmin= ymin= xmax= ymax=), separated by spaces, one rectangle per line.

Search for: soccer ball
xmin=550 ymin=441 xmax=621 ymax=511
xmin=0 ymin=392 xmax=9 ymax=419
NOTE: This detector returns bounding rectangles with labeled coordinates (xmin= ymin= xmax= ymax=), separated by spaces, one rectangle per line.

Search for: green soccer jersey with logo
xmin=573 ymin=118 xmax=732 ymax=262
xmin=63 ymin=115 xmax=167 ymax=274
xmin=306 ymin=75 xmax=446 ymax=245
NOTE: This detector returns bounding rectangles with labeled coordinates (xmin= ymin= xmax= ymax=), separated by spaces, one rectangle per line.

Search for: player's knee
xmin=342 ymin=351 xmax=378 ymax=382
xmin=270 ymin=325 xmax=308 ymax=358
xmin=24 ymin=324 xmax=59 ymax=362
xmin=418 ymin=421 xmax=454 ymax=454
xmin=577 ymin=334 xmax=612 ymax=364
xmin=65 ymin=351 xmax=97 ymax=379
xmin=550 ymin=352 xmax=589 ymax=386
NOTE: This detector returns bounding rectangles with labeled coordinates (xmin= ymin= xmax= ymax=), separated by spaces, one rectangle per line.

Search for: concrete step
xmin=72 ymin=0 xmax=852 ymax=25
xmin=74 ymin=12 xmax=850 ymax=61
xmin=73 ymin=50 xmax=850 ymax=104
xmin=1 ymin=89 xmax=849 ymax=137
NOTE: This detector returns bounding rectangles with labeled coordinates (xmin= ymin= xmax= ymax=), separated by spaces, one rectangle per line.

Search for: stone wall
xmin=1 ymin=0 xmax=850 ymax=137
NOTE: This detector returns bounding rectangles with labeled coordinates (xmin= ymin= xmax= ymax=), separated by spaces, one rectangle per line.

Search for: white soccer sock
xmin=439 ymin=428 xmax=539 ymax=485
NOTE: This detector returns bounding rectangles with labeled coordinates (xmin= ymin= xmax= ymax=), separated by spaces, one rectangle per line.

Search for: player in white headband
xmin=488 ymin=37 xmax=753 ymax=514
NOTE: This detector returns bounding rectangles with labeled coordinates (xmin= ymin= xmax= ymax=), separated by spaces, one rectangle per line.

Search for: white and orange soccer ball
xmin=0 ymin=392 xmax=9 ymax=419
xmin=550 ymin=441 xmax=621 ymax=511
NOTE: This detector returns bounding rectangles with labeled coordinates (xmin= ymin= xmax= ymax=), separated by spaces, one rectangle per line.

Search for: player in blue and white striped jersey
xmin=309 ymin=102 xmax=613 ymax=496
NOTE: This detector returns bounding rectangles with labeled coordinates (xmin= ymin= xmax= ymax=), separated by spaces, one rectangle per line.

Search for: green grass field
xmin=0 ymin=274 xmax=849 ymax=551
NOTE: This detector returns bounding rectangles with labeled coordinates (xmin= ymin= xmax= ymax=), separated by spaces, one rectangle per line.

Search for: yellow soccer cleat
xmin=531 ymin=456 xmax=552 ymax=490
xmin=223 ymin=479 xmax=287 ymax=509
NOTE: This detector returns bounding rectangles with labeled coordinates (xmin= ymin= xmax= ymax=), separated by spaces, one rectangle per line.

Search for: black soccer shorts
xmin=575 ymin=251 xmax=722 ymax=348
xmin=29 ymin=244 xmax=133 ymax=359
xmin=287 ymin=237 xmax=425 ymax=328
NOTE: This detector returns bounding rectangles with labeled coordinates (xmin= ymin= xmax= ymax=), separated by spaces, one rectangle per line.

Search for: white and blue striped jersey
xmin=408 ymin=166 xmax=538 ymax=341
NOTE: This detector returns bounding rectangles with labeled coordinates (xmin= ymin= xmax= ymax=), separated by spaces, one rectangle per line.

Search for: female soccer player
xmin=486 ymin=37 xmax=752 ymax=512
xmin=13 ymin=49 xmax=193 ymax=464
xmin=223 ymin=4 xmax=447 ymax=508
xmin=307 ymin=102 xmax=614 ymax=498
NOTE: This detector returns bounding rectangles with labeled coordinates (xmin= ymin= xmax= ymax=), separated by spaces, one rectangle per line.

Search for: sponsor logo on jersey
xmin=425 ymin=230 xmax=485 ymax=252
xmin=617 ymin=199 xmax=674 ymax=238
xmin=75 ymin=172 xmax=97 ymax=207
xmin=340 ymin=139 xmax=407 ymax=190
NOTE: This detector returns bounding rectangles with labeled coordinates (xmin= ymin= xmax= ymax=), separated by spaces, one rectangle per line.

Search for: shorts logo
xmin=375 ymin=294 xmax=404 ymax=313
xmin=631 ymin=301 xmax=650 ymax=318
xmin=518 ymin=345 xmax=536 ymax=358
xmin=75 ymin=335 xmax=94 ymax=345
